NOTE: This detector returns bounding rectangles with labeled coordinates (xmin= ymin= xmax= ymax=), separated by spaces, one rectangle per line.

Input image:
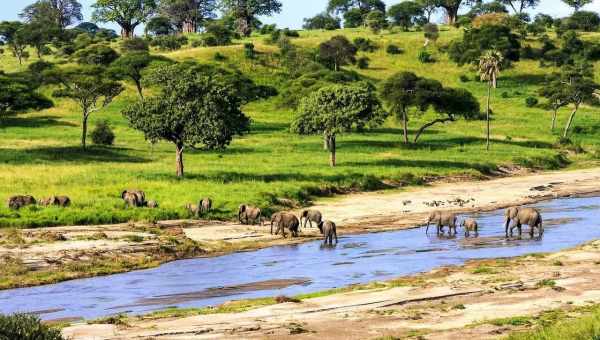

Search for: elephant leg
xmin=334 ymin=231 xmax=338 ymax=244
xmin=517 ymin=223 xmax=523 ymax=238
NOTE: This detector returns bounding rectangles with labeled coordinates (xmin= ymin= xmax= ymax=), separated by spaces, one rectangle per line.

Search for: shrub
xmin=259 ymin=24 xmax=278 ymax=35
xmin=357 ymin=56 xmax=370 ymax=69
xmin=386 ymin=44 xmax=403 ymax=55
xmin=74 ymin=44 xmax=119 ymax=66
xmin=418 ymin=49 xmax=434 ymax=63
xmin=353 ymin=37 xmax=377 ymax=52
xmin=91 ymin=120 xmax=115 ymax=146
xmin=213 ymin=52 xmax=227 ymax=61
xmin=0 ymin=313 xmax=63 ymax=340
xmin=150 ymin=35 xmax=188 ymax=51
xmin=205 ymin=22 xmax=234 ymax=45
xmin=423 ymin=23 xmax=439 ymax=44
xmin=197 ymin=35 xmax=218 ymax=47
xmin=121 ymin=37 xmax=149 ymax=53
xmin=565 ymin=11 xmax=600 ymax=31
xmin=303 ymin=13 xmax=341 ymax=30
xmin=501 ymin=91 xmax=510 ymax=98
xmin=525 ymin=96 xmax=539 ymax=107
xmin=244 ymin=43 xmax=255 ymax=59
xmin=459 ymin=74 xmax=470 ymax=82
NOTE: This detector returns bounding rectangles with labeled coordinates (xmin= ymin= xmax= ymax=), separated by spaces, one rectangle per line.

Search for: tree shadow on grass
xmin=0 ymin=146 xmax=149 ymax=165
xmin=250 ymin=121 xmax=291 ymax=133
xmin=501 ymin=74 xmax=547 ymax=87
xmin=0 ymin=115 xmax=77 ymax=129
xmin=344 ymin=159 xmax=496 ymax=174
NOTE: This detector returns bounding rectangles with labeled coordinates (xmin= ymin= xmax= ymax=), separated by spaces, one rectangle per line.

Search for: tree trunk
xmin=414 ymin=117 xmax=454 ymax=143
xmin=563 ymin=105 xmax=579 ymax=138
xmin=81 ymin=113 xmax=88 ymax=150
xmin=329 ymin=135 xmax=336 ymax=167
xmin=176 ymin=143 xmax=185 ymax=178
xmin=135 ymin=80 xmax=144 ymax=100
xmin=486 ymin=83 xmax=491 ymax=151
xmin=551 ymin=107 xmax=558 ymax=131
xmin=323 ymin=133 xmax=330 ymax=150
xmin=121 ymin=25 xmax=134 ymax=39
xmin=183 ymin=20 xmax=197 ymax=33
xmin=402 ymin=109 xmax=409 ymax=144
xmin=445 ymin=9 xmax=458 ymax=25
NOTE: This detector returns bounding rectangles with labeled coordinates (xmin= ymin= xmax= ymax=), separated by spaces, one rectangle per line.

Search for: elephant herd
xmin=7 ymin=195 xmax=71 ymax=210
xmin=238 ymin=205 xmax=338 ymax=245
xmin=426 ymin=206 xmax=544 ymax=239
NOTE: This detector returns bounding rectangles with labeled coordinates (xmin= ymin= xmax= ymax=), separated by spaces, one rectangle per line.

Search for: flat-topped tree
xmin=562 ymin=0 xmax=592 ymax=12
xmin=220 ymin=0 xmax=282 ymax=37
xmin=21 ymin=0 xmax=83 ymax=29
xmin=45 ymin=65 xmax=124 ymax=150
xmin=291 ymin=83 xmax=386 ymax=167
xmin=499 ymin=0 xmax=539 ymax=15
xmin=92 ymin=0 xmax=157 ymax=38
xmin=0 ymin=21 xmax=29 ymax=65
xmin=318 ymin=35 xmax=357 ymax=71
xmin=122 ymin=63 xmax=250 ymax=178
xmin=109 ymin=51 xmax=152 ymax=100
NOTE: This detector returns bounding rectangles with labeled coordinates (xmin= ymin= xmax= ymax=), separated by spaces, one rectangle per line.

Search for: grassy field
xmin=1 ymin=27 xmax=599 ymax=228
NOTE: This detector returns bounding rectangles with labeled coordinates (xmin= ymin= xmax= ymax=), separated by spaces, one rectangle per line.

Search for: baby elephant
xmin=505 ymin=207 xmax=543 ymax=238
xmin=318 ymin=220 xmax=338 ymax=245
xmin=121 ymin=190 xmax=146 ymax=207
xmin=426 ymin=211 xmax=458 ymax=235
xmin=300 ymin=209 xmax=322 ymax=228
xmin=199 ymin=198 xmax=212 ymax=214
xmin=271 ymin=212 xmax=300 ymax=238
xmin=238 ymin=204 xmax=262 ymax=225
xmin=147 ymin=200 xmax=159 ymax=209
xmin=461 ymin=218 xmax=479 ymax=237
xmin=39 ymin=196 xmax=71 ymax=207
xmin=7 ymin=195 xmax=36 ymax=210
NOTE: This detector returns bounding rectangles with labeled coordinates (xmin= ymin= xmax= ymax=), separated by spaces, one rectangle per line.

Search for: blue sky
xmin=1 ymin=0 xmax=597 ymax=33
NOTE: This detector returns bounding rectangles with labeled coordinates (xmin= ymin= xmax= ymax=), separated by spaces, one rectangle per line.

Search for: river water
xmin=1 ymin=196 xmax=599 ymax=321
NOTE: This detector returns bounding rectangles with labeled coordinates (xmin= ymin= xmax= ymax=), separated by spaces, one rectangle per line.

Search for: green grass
xmin=1 ymin=27 xmax=600 ymax=228
xmin=506 ymin=307 xmax=600 ymax=340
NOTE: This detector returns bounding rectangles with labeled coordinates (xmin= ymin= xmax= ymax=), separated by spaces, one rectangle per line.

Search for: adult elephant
xmin=121 ymin=190 xmax=146 ymax=207
xmin=505 ymin=207 xmax=543 ymax=238
xmin=238 ymin=204 xmax=262 ymax=225
xmin=426 ymin=211 xmax=458 ymax=235
xmin=271 ymin=212 xmax=300 ymax=238
xmin=300 ymin=209 xmax=322 ymax=228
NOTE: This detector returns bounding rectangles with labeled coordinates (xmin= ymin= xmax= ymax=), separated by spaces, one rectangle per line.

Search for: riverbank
xmin=2 ymin=167 xmax=600 ymax=290
xmin=62 ymin=238 xmax=600 ymax=339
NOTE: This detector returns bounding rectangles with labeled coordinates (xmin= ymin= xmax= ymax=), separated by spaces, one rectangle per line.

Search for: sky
xmin=1 ymin=0 xmax=598 ymax=34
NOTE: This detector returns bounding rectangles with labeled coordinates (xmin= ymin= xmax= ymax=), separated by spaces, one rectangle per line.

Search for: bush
xmin=213 ymin=52 xmax=227 ymax=61
xmin=386 ymin=44 xmax=403 ymax=55
xmin=74 ymin=44 xmax=119 ymax=65
xmin=501 ymin=91 xmax=510 ymax=98
xmin=565 ymin=11 xmax=600 ymax=31
xmin=418 ymin=49 xmax=434 ymax=63
xmin=357 ymin=56 xmax=370 ymax=69
xmin=525 ymin=96 xmax=539 ymax=107
xmin=91 ymin=120 xmax=115 ymax=146
xmin=259 ymin=24 xmax=278 ymax=35
xmin=150 ymin=35 xmax=188 ymax=51
xmin=244 ymin=43 xmax=255 ymax=59
xmin=0 ymin=313 xmax=64 ymax=340
xmin=353 ymin=37 xmax=377 ymax=52
xmin=459 ymin=74 xmax=470 ymax=82
xmin=205 ymin=22 xmax=234 ymax=45
xmin=303 ymin=13 xmax=341 ymax=30
xmin=121 ymin=37 xmax=149 ymax=53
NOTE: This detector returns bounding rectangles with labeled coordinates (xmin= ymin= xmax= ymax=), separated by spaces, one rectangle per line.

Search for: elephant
xmin=426 ymin=211 xmax=458 ymax=235
xmin=318 ymin=220 xmax=338 ymax=245
xmin=39 ymin=196 xmax=71 ymax=207
xmin=199 ymin=198 xmax=212 ymax=214
xmin=504 ymin=207 xmax=543 ymax=238
xmin=300 ymin=209 xmax=322 ymax=228
xmin=461 ymin=218 xmax=479 ymax=237
xmin=238 ymin=204 xmax=262 ymax=225
xmin=147 ymin=200 xmax=159 ymax=209
xmin=7 ymin=195 xmax=36 ymax=210
xmin=271 ymin=212 xmax=300 ymax=238
xmin=121 ymin=190 xmax=146 ymax=207
xmin=186 ymin=203 xmax=199 ymax=216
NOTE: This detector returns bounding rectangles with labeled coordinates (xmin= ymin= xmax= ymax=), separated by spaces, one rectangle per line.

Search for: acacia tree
xmin=417 ymin=0 xmax=438 ymax=22
xmin=499 ymin=0 xmax=539 ymax=15
xmin=437 ymin=0 xmax=463 ymax=25
xmin=561 ymin=0 xmax=592 ymax=12
xmin=539 ymin=76 xmax=570 ymax=131
xmin=291 ymin=83 xmax=386 ymax=167
xmin=46 ymin=66 xmax=123 ymax=149
xmin=109 ymin=52 xmax=152 ymax=99
xmin=0 ymin=22 xmax=30 ymax=65
xmin=0 ymin=74 xmax=53 ymax=120
xmin=220 ymin=0 xmax=282 ymax=36
xmin=479 ymin=50 xmax=503 ymax=151
xmin=159 ymin=0 xmax=217 ymax=33
xmin=318 ymin=35 xmax=357 ymax=71
xmin=123 ymin=63 xmax=250 ymax=177
xmin=92 ymin=0 xmax=157 ymax=38
xmin=365 ymin=10 xmax=387 ymax=33
xmin=20 ymin=0 xmax=83 ymax=29
xmin=388 ymin=1 xmax=424 ymax=31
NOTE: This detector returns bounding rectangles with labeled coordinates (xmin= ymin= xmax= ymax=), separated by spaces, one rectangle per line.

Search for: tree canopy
xmin=388 ymin=1 xmax=425 ymax=31
xmin=0 ymin=74 xmax=52 ymax=119
xmin=158 ymin=0 xmax=217 ymax=33
xmin=448 ymin=24 xmax=520 ymax=66
xmin=303 ymin=13 xmax=341 ymax=30
xmin=92 ymin=0 xmax=157 ymax=38
xmin=220 ymin=0 xmax=282 ymax=36
xmin=21 ymin=0 xmax=83 ymax=29
xmin=318 ymin=35 xmax=357 ymax=71
xmin=561 ymin=0 xmax=593 ymax=11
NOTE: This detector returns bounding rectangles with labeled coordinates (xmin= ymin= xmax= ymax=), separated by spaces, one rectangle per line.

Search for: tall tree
xmin=388 ymin=1 xmax=425 ymax=31
xmin=220 ymin=0 xmax=282 ymax=36
xmin=291 ymin=83 xmax=386 ymax=167
xmin=437 ymin=0 xmax=463 ymax=25
xmin=499 ymin=0 xmax=539 ymax=14
xmin=109 ymin=52 xmax=152 ymax=100
xmin=122 ymin=63 xmax=250 ymax=177
xmin=327 ymin=0 xmax=386 ymax=15
xmin=45 ymin=65 xmax=124 ymax=149
xmin=318 ymin=35 xmax=357 ymax=71
xmin=478 ymin=50 xmax=503 ymax=151
xmin=0 ymin=22 xmax=30 ymax=65
xmin=561 ymin=0 xmax=592 ymax=12
xmin=92 ymin=0 xmax=157 ymax=38
xmin=417 ymin=0 xmax=438 ymax=22
xmin=20 ymin=0 xmax=83 ymax=29
xmin=539 ymin=76 xmax=570 ymax=131
xmin=159 ymin=0 xmax=217 ymax=33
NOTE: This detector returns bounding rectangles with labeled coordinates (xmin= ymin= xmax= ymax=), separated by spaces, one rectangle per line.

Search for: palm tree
xmin=479 ymin=51 xmax=503 ymax=151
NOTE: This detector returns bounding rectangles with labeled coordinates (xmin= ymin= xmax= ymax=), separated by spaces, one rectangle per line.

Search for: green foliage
xmin=74 ymin=44 xmax=119 ymax=66
xmin=20 ymin=0 xmax=82 ymax=29
xmin=0 ymin=21 xmax=30 ymax=65
xmin=561 ymin=0 xmax=593 ymax=11
xmin=353 ymin=37 xmax=377 ymax=52
xmin=244 ymin=43 xmax=255 ymax=59
xmin=448 ymin=24 xmax=521 ymax=66
xmin=0 ymin=313 xmax=63 ymax=340
xmin=91 ymin=120 xmax=115 ymax=146
xmin=149 ymin=35 xmax=188 ymax=51
xmin=157 ymin=0 xmax=217 ymax=33
xmin=303 ymin=12 xmax=341 ymax=30
xmin=506 ymin=306 xmax=600 ymax=340
xmin=423 ymin=23 xmax=439 ymax=43
xmin=109 ymin=51 xmax=153 ymax=99
xmin=565 ymin=11 xmax=600 ymax=31
xmin=525 ymin=96 xmax=539 ymax=107
xmin=418 ymin=49 xmax=434 ymax=63
xmin=120 ymin=37 xmax=149 ymax=53
xmin=388 ymin=1 xmax=425 ymax=31
xmin=0 ymin=74 xmax=52 ymax=117
xmin=386 ymin=44 xmax=403 ymax=54
xmin=220 ymin=0 xmax=282 ymax=36
xmin=92 ymin=0 xmax=158 ymax=38
xmin=203 ymin=21 xmax=234 ymax=46
xmin=357 ymin=56 xmax=370 ymax=69
xmin=145 ymin=16 xmax=174 ymax=36
xmin=365 ymin=10 xmax=387 ymax=34
xmin=318 ymin=35 xmax=358 ymax=71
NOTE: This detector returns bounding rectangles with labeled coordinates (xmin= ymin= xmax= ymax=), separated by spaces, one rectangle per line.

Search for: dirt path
xmin=62 ymin=239 xmax=600 ymax=339
xmin=2 ymin=168 xmax=600 ymax=289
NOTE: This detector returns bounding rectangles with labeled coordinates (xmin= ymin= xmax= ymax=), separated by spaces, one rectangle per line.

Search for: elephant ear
xmin=239 ymin=205 xmax=247 ymax=213
xmin=121 ymin=191 xmax=128 ymax=199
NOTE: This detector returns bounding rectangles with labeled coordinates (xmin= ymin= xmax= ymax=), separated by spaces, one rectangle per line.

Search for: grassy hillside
xmin=1 ymin=27 xmax=599 ymax=228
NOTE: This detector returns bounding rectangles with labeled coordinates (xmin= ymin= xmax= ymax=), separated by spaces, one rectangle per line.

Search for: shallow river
xmin=2 ymin=196 xmax=600 ymax=321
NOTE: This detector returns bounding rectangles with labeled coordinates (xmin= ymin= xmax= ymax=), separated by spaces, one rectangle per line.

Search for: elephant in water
xmin=318 ymin=220 xmax=338 ymax=245
xmin=461 ymin=218 xmax=479 ymax=237
xmin=238 ymin=204 xmax=262 ymax=225
xmin=300 ymin=209 xmax=322 ymax=228
xmin=271 ymin=212 xmax=299 ymax=238
xmin=426 ymin=211 xmax=458 ymax=235
xmin=121 ymin=190 xmax=146 ymax=207
xmin=7 ymin=195 xmax=36 ymax=210
xmin=505 ymin=207 xmax=543 ymax=238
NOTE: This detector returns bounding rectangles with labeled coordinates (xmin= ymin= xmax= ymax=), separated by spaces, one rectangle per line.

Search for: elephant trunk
xmin=504 ymin=217 xmax=511 ymax=236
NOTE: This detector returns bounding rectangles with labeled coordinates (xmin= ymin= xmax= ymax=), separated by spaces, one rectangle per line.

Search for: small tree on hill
xmin=0 ymin=75 xmax=53 ymax=120
xmin=388 ymin=1 xmax=424 ymax=31
xmin=303 ymin=12 xmax=341 ymax=30
xmin=109 ymin=52 xmax=152 ymax=99
xmin=0 ymin=21 xmax=30 ymax=65
xmin=539 ymin=76 xmax=570 ymax=131
xmin=291 ymin=83 xmax=386 ymax=167
xmin=318 ymin=35 xmax=357 ymax=71
xmin=479 ymin=50 xmax=503 ymax=150
xmin=562 ymin=0 xmax=592 ymax=12
xmin=423 ymin=23 xmax=439 ymax=46
xmin=122 ymin=63 xmax=250 ymax=177
xmin=45 ymin=66 xmax=124 ymax=149
xmin=365 ymin=10 xmax=387 ymax=34
xmin=499 ymin=0 xmax=539 ymax=15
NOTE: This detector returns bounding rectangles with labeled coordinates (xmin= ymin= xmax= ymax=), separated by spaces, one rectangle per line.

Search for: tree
xmin=45 ymin=66 xmax=124 ymax=149
xmin=448 ymin=24 xmax=520 ymax=66
xmin=122 ymin=63 xmax=250 ymax=177
xmin=74 ymin=44 xmax=119 ymax=65
xmin=0 ymin=22 xmax=30 ymax=66
xmin=145 ymin=16 xmax=174 ymax=35
xmin=291 ymin=83 xmax=386 ymax=167
xmin=0 ymin=74 xmax=53 ymax=119
xmin=437 ymin=0 xmax=464 ymax=25
xmin=109 ymin=52 xmax=152 ymax=99
xmin=365 ymin=10 xmax=386 ymax=33
xmin=220 ymin=0 xmax=282 ymax=36
xmin=327 ymin=0 xmax=386 ymax=27
xmin=417 ymin=0 xmax=438 ymax=22
xmin=20 ymin=0 xmax=83 ymax=29
xmin=343 ymin=8 xmax=365 ymax=27
xmin=561 ymin=0 xmax=592 ymax=12
xmin=566 ymin=11 xmax=600 ymax=31
xmin=478 ymin=50 xmax=503 ymax=150
xmin=539 ymin=76 xmax=570 ymax=131
xmin=303 ymin=13 xmax=341 ymax=30
xmin=158 ymin=0 xmax=217 ymax=33
xmin=318 ymin=35 xmax=357 ymax=71
xmin=21 ymin=23 xmax=57 ymax=58
xmin=92 ymin=0 xmax=157 ymax=38
xmin=499 ymin=0 xmax=539 ymax=15
xmin=388 ymin=2 xmax=425 ymax=31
